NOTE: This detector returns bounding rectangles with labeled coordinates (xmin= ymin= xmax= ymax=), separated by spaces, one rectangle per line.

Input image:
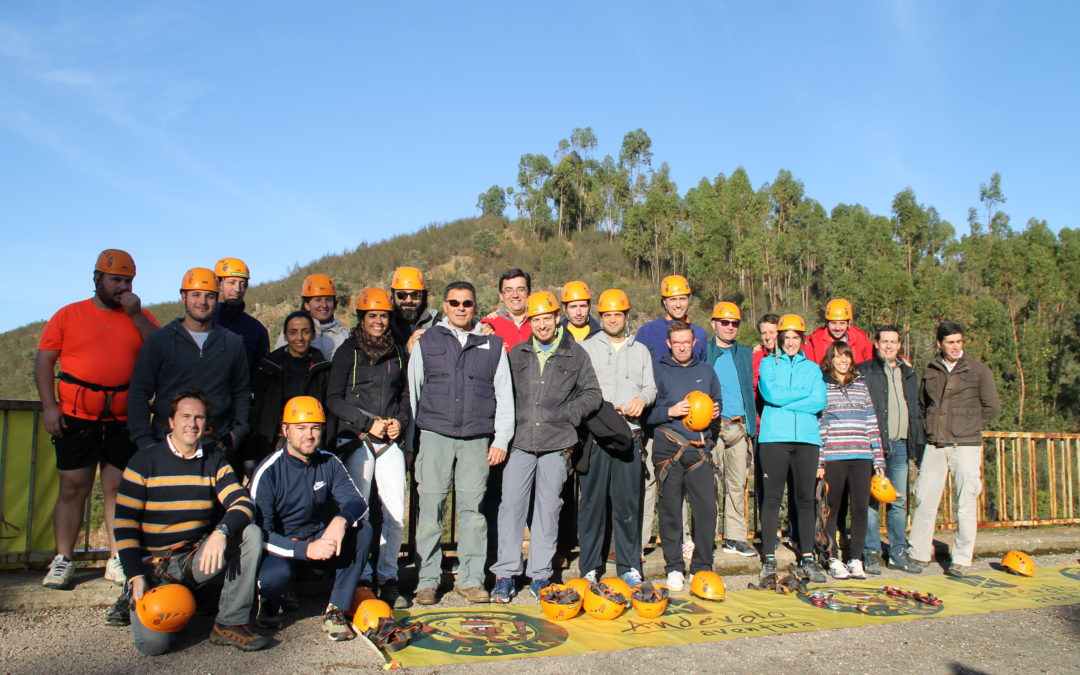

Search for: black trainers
xmin=379 ymin=578 xmax=409 ymax=609
xmin=760 ymin=557 xmax=778 ymax=579
xmin=321 ymin=606 xmax=355 ymax=641
xmin=799 ymin=556 xmax=826 ymax=583
xmin=864 ymin=551 xmax=884 ymax=575
xmin=104 ymin=591 xmax=131 ymax=626
xmin=723 ymin=540 xmax=757 ymax=557
xmin=209 ymin=623 xmax=268 ymax=651
xmin=256 ymin=597 xmax=283 ymax=629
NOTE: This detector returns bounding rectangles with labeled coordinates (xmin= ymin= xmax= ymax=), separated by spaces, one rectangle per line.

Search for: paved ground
xmin=1 ymin=545 xmax=1077 ymax=673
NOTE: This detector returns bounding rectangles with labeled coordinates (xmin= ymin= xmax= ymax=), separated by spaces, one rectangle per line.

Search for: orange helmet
xmin=390 ymin=266 xmax=426 ymax=291
xmin=563 ymin=577 xmax=590 ymax=599
xmin=356 ymin=287 xmax=392 ymax=312
xmin=631 ymin=584 xmax=669 ymax=619
xmin=596 ymin=289 xmax=630 ymax=313
xmin=135 ymin=583 xmax=196 ymax=633
xmin=352 ymin=598 xmax=392 ymax=633
xmin=1001 ymin=550 xmax=1035 ymax=577
xmin=561 ymin=280 xmax=592 ymax=303
xmin=825 ymin=298 xmax=853 ymax=321
xmin=180 ymin=267 xmax=219 ymax=293
xmin=95 ymin=249 xmax=136 ymax=277
xmin=777 ymin=313 xmax=807 ymax=332
xmin=583 ymin=584 xmax=626 ymax=621
xmin=526 ymin=291 xmax=559 ymax=318
xmin=600 ymin=576 xmax=633 ymax=600
xmin=711 ymin=302 xmax=741 ymax=321
xmin=302 ymin=273 xmax=336 ymax=298
xmin=660 ymin=275 xmax=691 ymax=297
xmin=690 ymin=571 xmax=726 ymax=601
xmin=346 ymin=586 xmax=378 ymax=617
xmin=282 ymin=396 xmax=326 ymax=424
xmin=870 ymin=474 xmax=899 ymax=504
xmin=683 ymin=391 xmax=715 ymax=432
xmin=214 ymin=257 xmax=250 ymax=279
xmin=538 ymin=584 xmax=583 ymax=621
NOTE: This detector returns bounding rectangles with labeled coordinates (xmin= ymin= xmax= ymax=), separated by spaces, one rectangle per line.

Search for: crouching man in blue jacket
xmin=250 ymin=396 xmax=370 ymax=641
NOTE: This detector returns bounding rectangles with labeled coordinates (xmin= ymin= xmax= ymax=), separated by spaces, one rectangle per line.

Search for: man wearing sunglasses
xmin=705 ymin=302 xmax=758 ymax=558
xmin=388 ymin=266 xmax=440 ymax=354
xmin=407 ymin=281 xmax=514 ymax=605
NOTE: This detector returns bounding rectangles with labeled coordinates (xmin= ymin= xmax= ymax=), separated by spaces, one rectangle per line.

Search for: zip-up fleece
xmin=128 ymin=319 xmax=251 ymax=450
xmin=646 ymin=355 xmax=722 ymax=441
xmin=705 ymin=340 xmax=758 ymax=436
xmin=818 ymin=375 xmax=885 ymax=469
xmin=580 ymin=331 xmax=657 ymax=421
xmin=757 ymin=350 xmax=826 ymax=446
xmin=250 ymin=447 xmax=367 ymax=560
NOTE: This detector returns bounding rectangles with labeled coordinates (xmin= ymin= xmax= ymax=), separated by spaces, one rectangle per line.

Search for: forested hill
xmin=3 ymin=127 xmax=1078 ymax=432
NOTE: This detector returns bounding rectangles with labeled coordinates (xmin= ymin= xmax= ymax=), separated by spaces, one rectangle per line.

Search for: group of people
xmin=35 ymin=249 xmax=1001 ymax=655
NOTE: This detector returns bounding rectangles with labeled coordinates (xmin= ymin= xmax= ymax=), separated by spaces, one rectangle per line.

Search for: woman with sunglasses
xmin=757 ymin=313 xmax=827 ymax=582
xmin=326 ymin=288 xmax=411 ymax=608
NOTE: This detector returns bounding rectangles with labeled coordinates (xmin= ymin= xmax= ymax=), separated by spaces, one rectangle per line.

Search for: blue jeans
xmin=865 ymin=440 xmax=910 ymax=557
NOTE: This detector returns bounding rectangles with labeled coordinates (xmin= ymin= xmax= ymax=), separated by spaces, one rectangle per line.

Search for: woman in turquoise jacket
xmin=757 ymin=314 xmax=827 ymax=583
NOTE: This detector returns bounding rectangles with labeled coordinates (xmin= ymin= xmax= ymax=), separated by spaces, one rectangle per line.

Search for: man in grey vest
xmin=407 ymin=281 xmax=514 ymax=605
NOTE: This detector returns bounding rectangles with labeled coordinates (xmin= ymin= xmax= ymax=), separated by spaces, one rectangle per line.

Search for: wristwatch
xmin=214 ymin=523 xmax=230 ymax=538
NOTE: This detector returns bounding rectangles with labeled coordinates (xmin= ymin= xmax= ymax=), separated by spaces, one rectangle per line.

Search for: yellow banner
xmin=390 ymin=565 xmax=1080 ymax=668
xmin=0 ymin=408 xmax=58 ymax=561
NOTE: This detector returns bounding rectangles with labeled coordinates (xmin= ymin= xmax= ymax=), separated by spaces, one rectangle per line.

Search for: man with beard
xmin=36 ymin=249 xmax=159 ymax=591
xmin=274 ymin=274 xmax=350 ymax=359
xmin=212 ymin=257 xmax=270 ymax=376
xmin=388 ymin=266 xmax=440 ymax=354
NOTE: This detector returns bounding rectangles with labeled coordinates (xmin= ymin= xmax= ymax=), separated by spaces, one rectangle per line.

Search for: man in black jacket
xmin=856 ymin=326 xmax=924 ymax=574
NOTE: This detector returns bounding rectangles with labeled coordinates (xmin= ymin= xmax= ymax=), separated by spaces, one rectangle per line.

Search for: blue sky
xmin=2 ymin=1 xmax=1076 ymax=332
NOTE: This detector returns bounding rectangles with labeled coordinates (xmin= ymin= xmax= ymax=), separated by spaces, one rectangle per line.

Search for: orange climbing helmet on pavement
xmin=390 ymin=266 xmax=426 ymax=291
xmin=711 ymin=301 xmax=741 ymax=321
xmin=526 ymin=291 xmax=559 ymax=318
xmin=538 ymin=584 xmax=583 ymax=621
xmin=214 ymin=257 xmax=250 ymax=279
xmin=690 ymin=571 xmax=726 ymax=601
xmin=282 ymin=396 xmax=326 ymax=424
xmin=356 ymin=287 xmax=393 ymax=312
xmin=302 ymin=273 xmax=336 ymax=298
xmin=583 ymin=583 xmax=627 ymax=621
xmin=825 ymin=298 xmax=853 ymax=321
xmin=777 ymin=313 xmax=807 ymax=332
xmin=870 ymin=474 xmax=899 ymax=504
xmin=95 ymin=249 xmax=136 ymax=277
xmin=660 ymin=275 xmax=691 ymax=297
xmin=561 ymin=280 xmax=592 ymax=303
xmin=683 ymin=391 xmax=715 ymax=432
xmin=346 ymin=586 xmax=378 ymax=617
xmin=1001 ymin=550 xmax=1036 ymax=577
xmin=596 ymin=289 xmax=630 ymax=313
xmin=180 ymin=267 xmax=219 ymax=293
xmin=136 ymin=583 xmax=196 ymax=633
xmin=352 ymin=598 xmax=393 ymax=633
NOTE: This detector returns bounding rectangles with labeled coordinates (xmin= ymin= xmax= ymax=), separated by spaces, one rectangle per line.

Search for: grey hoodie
xmin=581 ymin=331 xmax=657 ymax=428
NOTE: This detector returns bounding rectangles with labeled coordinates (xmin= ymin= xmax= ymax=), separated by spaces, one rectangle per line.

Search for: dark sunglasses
xmin=446 ymin=299 xmax=475 ymax=308
xmin=395 ymin=291 xmax=422 ymax=300
xmin=714 ymin=319 xmax=741 ymax=327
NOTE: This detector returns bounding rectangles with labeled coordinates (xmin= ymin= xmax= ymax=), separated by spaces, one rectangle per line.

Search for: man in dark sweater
xmin=212 ymin=257 xmax=270 ymax=376
xmin=113 ymin=390 xmax=265 ymax=655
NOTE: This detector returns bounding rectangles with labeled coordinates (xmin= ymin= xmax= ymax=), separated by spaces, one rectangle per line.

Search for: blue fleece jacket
xmin=757 ymin=350 xmax=827 ymax=446
xmin=636 ymin=316 xmax=709 ymax=365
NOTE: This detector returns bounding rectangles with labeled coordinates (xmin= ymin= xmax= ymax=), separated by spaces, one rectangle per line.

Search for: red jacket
xmin=804 ymin=325 xmax=873 ymax=364
xmin=480 ymin=308 xmax=532 ymax=352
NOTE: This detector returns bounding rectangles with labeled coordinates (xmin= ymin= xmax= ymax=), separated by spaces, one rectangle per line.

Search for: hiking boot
xmin=104 ymin=591 xmax=131 ymax=626
xmin=828 ymin=558 xmax=851 ymax=579
xmin=760 ymin=557 xmax=778 ymax=579
xmin=380 ymin=578 xmax=409 ymax=609
xmin=888 ymin=549 xmax=924 ymax=574
xmin=42 ymin=554 xmax=74 ymax=590
xmin=863 ymin=551 xmax=884 ymax=575
xmin=321 ymin=606 xmax=355 ymax=641
xmin=455 ymin=585 xmax=490 ymax=603
xmin=104 ymin=557 xmax=125 ymax=585
xmin=722 ymin=540 xmax=757 ymax=557
xmin=620 ymin=569 xmax=643 ymax=588
xmin=209 ymin=623 xmax=268 ymax=651
xmin=799 ymin=557 xmax=826 ymax=583
xmin=846 ymin=559 xmax=866 ymax=579
xmin=256 ymin=598 xmax=283 ymax=629
xmin=666 ymin=571 xmax=685 ymax=592
xmin=528 ymin=578 xmax=552 ymax=600
xmin=414 ymin=587 xmax=437 ymax=606
xmin=491 ymin=577 xmax=515 ymax=604
xmin=945 ymin=564 xmax=970 ymax=578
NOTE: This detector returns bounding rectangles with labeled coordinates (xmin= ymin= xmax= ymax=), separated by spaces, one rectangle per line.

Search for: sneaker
xmin=681 ymin=540 xmax=695 ymax=559
xmin=321 ymin=606 xmax=355 ymax=641
xmin=888 ymin=549 xmax=924 ymax=574
xmin=281 ymin=589 xmax=300 ymax=611
xmin=414 ymin=587 xmax=437 ymax=606
xmin=800 ymin=557 xmax=826 ymax=583
xmin=583 ymin=570 xmax=598 ymax=583
xmin=42 ymin=554 xmax=74 ymax=590
xmin=528 ymin=578 xmax=551 ymax=600
xmin=863 ymin=551 xmax=884 ymax=575
xmin=828 ymin=558 xmax=851 ymax=579
xmin=379 ymin=578 xmax=409 ymax=609
xmin=666 ymin=571 xmax=685 ymax=592
xmin=491 ymin=577 xmax=515 ymax=604
xmin=256 ymin=598 xmax=283 ymax=629
xmin=722 ymin=540 xmax=757 ymax=557
xmin=104 ymin=591 xmax=131 ymax=626
xmin=104 ymin=557 xmax=125 ymax=585
xmin=760 ymin=557 xmax=778 ymax=579
xmin=847 ymin=559 xmax=866 ymax=579
xmin=455 ymin=585 xmax=490 ymax=603
xmin=620 ymin=569 xmax=643 ymax=588
xmin=209 ymin=623 xmax=268 ymax=651
xmin=945 ymin=564 xmax=970 ymax=578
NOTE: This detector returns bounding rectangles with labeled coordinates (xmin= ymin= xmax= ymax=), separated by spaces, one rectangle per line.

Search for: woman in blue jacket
xmin=757 ymin=314 xmax=827 ymax=582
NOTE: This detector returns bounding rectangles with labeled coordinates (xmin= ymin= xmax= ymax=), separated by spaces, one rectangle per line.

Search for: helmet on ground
xmin=711 ymin=302 xmax=741 ymax=321
xmin=214 ymin=257 xmax=250 ymax=279
xmin=563 ymin=577 xmax=590 ymax=599
xmin=282 ymin=396 xmax=326 ymax=424
xmin=347 ymin=586 xmax=378 ymax=617
xmin=660 ymin=275 xmax=691 ymax=297
xmin=352 ymin=598 xmax=392 ymax=633
xmin=683 ymin=391 xmax=714 ymax=432
xmin=596 ymin=289 xmax=630 ymax=313
xmin=825 ymin=298 xmax=853 ymax=321
xmin=561 ymin=281 xmax=591 ymax=303
xmin=1001 ymin=550 xmax=1035 ymax=577
xmin=136 ymin=583 xmax=196 ymax=633
xmin=95 ymin=249 xmax=136 ymax=277
xmin=631 ymin=584 xmax=669 ymax=619
xmin=777 ymin=313 xmax=807 ymax=332
xmin=538 ymin=584 xmax=583 ymax=621
xmin=391 ymin=266 xmax=426 ymax=291
xmin=870 ymin=474 xmax=899 ymax=504
xmin=302 ymin=273 xmax=336 ymax=298
xmin=583 ymin=584 xmax=626 ymax=621
xmin=600 ymin=576 xmax=633 ymax=599
xmin=526 ymin=291 xmax=559 ymax=318
xmin=690 ymin=571 xmax=726 ymax=601
xmin=180 ymin=268 xmax=219 ymax=293
xmin=356 ymin=287 xmax=393 ymax=312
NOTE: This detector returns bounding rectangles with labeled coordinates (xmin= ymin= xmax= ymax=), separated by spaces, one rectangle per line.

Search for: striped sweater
xmin=818 ymin=375 xmax=885 ymax=469
xmin=114 ymin=437 xmax=254 ymax=581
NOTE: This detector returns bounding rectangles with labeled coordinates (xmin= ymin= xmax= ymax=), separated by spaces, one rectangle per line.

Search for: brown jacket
xmin=921 ymin=354 xmax=1000 ymax=446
